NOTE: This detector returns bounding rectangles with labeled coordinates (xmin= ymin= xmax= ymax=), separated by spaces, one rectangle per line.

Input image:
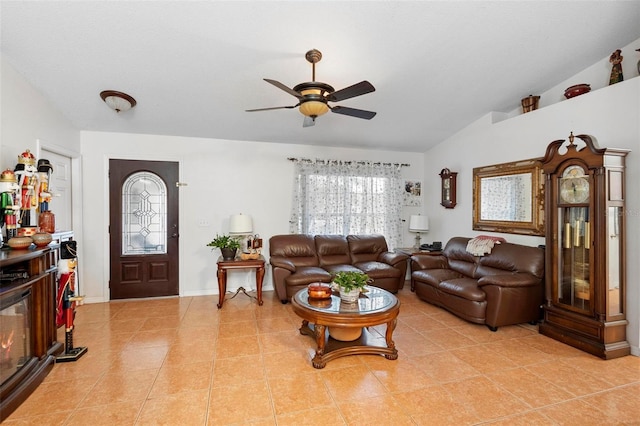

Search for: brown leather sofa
xmin=410 ymin=237 xmax=544 ymax=331
xmin=269 ymin=234 xmax=408 ymax=303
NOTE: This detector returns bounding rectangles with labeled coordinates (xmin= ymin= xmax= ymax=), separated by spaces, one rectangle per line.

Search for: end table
xmin=216 ymin=255 xmax=265 ymax=308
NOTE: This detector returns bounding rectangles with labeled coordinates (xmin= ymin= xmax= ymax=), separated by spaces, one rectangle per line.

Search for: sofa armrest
xmin=269 ymin=256 xmax=297 ymax=273
xmin=410 ymin=254 xmax=448 ymax=271
xmin=478 ymin=273 xmax=540 ymax=288
xmin=378 ymin=251 xmax=408 ymax=267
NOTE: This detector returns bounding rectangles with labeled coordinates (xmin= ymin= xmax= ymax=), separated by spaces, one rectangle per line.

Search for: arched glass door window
xmin=122 ymin=171 xmax=167 ymax=255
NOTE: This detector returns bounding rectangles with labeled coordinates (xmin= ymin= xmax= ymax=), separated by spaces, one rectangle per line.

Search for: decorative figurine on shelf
xmin=14 ymin=150 xmax=39 ymax=230
xmin=609 ymin=49 xmax=623 ymax=85
xmin=36 ymin=159 xmax=55 ymax=233
xmin=0 ymin=169 xmax=20 ymax=246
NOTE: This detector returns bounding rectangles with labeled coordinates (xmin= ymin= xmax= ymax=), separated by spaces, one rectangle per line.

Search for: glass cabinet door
xmin=557 ymin=206 xmax=590 ymax=312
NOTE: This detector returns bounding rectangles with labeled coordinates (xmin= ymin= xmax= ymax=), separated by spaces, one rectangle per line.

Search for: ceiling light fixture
xmin=295 ymin=83 xmax=332 ymax=118
xmin=100 ymin=90 xmax=137 ymax=113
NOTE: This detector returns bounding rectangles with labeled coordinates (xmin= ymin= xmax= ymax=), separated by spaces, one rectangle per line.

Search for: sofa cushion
xmin=353 ymin=261 xmax=402 ymax=279
xmin=443 ymin=237 xmax=479 ymax=277
xmin=269 ymin=234 xmax=318 ymax=267
xmin=477 ymin=242 xmax=544 ymax=279
xmin=347 ymin=235 xmax=389 ymax=263
xmin=316 ymin=235 xmax=352 ymax=267
xmin=438 ymin=277 xmax=487 ymax=302
xmin=413 ymin=268 xmax=463 ymax=287
xmin=285 ymin=266 xmax=332 ymax=286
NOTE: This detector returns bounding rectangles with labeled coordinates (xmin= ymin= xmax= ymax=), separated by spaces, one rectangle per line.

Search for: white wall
xmin=0 ymin=55 xmax=80 ymax=172
xmin=0 ymin=55 xmax=83 ymax=252
xmin=423 ymin=39 xmax=640 ymax=355
xmin=79 ymin=131 xmax=424 ymax=302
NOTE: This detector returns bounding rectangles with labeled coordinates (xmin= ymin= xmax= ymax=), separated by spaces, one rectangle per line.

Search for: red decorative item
xmin=564 ymin=84 xmax=591 ymax=99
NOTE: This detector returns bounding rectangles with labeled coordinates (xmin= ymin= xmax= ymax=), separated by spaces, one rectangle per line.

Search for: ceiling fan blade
xmin=330 ymin=106 xmax=377 ymax=120
xmin=264 ymin=79 xmax=303 ymax=99
xmin=245 ymin=105 xmax=298 ymax=112
xmin=302 ymin=116 xmax=316 ymax=127
xmin=327 ymin=81 xmax=375 ymax=102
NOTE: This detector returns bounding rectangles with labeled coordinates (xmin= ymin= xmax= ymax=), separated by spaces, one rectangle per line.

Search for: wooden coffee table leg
xmin=311 ymin=324 xmax=327 ymax=369
xmin=384 ymin=318 xmax=398 ymax=360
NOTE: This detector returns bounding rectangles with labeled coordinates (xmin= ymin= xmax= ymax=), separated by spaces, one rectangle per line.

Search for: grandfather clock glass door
xmin=109 ymin=159 xmax=179 ymax=299
xmin=558 ymin=205 xmax=591 ymax=311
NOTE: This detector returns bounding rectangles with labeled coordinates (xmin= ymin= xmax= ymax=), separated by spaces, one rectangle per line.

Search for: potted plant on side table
xmin=207 ymin=234 xmax=241 ymax=260
xmin=332 ymin=271 xmax=370 ymax=303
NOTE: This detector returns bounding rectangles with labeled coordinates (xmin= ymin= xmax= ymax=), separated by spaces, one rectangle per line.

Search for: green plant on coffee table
xmin=332 ymin=271 xmax=371 ymax=292
xmin=206 ymin=234 xmax=241 ymax=250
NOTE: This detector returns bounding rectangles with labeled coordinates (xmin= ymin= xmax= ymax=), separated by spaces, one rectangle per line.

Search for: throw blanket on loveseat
xmin=466 ymin=237 xmax=498 ymax=256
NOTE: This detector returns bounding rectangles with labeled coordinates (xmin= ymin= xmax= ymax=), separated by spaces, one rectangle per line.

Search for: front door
xmin=109 ymin=159 xmax=179 ymax=299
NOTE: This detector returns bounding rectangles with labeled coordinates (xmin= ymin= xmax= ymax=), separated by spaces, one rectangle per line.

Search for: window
xmin=290 ymin=161 xmax=403 ymax=248
xmin=121 ymin=171 xmax=167 ymax=255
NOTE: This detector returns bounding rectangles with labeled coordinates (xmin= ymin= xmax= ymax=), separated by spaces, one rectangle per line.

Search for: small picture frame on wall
xmin=404 ymin=180 xmax=422 ymax=206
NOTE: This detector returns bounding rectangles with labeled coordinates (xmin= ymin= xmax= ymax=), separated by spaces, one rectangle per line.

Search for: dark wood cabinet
xmin=540 ymin=133 xmax=630 ymax=359
xmin=0 ymin=247 xmax=63 ymax=421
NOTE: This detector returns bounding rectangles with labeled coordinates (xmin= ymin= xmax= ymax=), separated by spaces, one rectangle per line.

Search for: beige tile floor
xmin=4 ymin=286 xmax=640 ymax=425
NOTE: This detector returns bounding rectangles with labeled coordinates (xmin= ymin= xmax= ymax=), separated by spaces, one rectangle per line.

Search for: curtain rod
xmin=287 ymin=157 xmax=409 ymax=167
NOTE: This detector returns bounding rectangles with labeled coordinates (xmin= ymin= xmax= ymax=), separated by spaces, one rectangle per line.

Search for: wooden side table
xmin=216 ymin=255 xmax=265 ymax=308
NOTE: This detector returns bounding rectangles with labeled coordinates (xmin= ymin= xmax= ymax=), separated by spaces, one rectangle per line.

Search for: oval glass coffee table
xmin=291 ymin=286 xmax=400 ymax=369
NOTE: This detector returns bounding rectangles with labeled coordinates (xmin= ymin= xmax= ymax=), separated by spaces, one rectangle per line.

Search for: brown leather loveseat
xmin=269 ymin=234 xmax=408 ymax=303
xmin=410 ymin=237 xmax=544 ymax=331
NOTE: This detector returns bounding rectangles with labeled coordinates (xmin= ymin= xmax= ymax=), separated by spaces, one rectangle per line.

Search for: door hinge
xmin=176 ymin=182 xmax=188 ymax=187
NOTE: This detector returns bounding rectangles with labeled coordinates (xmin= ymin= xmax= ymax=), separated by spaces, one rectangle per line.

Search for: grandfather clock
xmin=540 ymin=133 xmax=630 ymax=359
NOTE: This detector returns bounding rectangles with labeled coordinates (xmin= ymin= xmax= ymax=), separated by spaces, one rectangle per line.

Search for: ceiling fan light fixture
xmin=299 ymin=100 xmax=329 ymax=117
xmin=100 ymin=90 xmax=137 ymax=113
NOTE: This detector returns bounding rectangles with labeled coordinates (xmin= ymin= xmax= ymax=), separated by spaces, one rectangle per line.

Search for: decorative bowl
xmin=240 ymin=252 xmax=260 ymax=260
xmin=17 ymin=227 xmax=37 ymax=237
xmin=307 ymin=283 xmax=332 ymax=299
xmin=31 ymin=232 xmax=53 ymax=247
xmin=564 ymin=84 xmax=591 ymax=99
xmin=8 ymin=236 xmax=33 ymax=250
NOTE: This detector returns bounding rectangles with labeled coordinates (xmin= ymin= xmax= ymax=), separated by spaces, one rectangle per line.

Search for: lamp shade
xmin=409 ymin=215 xmax=429 ymax=232
xmin=229 ymin=214 xmax=253 ymax=235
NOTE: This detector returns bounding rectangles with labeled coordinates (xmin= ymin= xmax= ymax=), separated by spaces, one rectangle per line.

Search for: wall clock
xmin=439 ymin=168 xmax=457 ymax=209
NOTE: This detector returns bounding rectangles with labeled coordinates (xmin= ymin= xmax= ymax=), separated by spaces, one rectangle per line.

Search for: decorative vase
xmin=521 ymin=95 xmax=540 ymax=113
xmin=339 ymin=287 xmax=360 ymax=303
xmin=221 ymin=247 xmax=237 ymax=260
xmin=39 ymin=210 xmax=55 ymax=233
xmin=31 ymin=232 xmax=53 ymax=247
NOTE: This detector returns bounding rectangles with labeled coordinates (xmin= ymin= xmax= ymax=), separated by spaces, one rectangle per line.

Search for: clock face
xmin=560 ymin=177 xmax=589 ymax=203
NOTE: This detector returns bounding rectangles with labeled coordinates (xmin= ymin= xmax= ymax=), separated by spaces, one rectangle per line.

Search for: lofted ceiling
xmin=2 ymin=1 xmax=639 ymax=152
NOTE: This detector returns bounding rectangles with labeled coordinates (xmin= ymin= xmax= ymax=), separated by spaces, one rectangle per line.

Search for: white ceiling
xmin=2 ymin=1 xmax=640 ymax=152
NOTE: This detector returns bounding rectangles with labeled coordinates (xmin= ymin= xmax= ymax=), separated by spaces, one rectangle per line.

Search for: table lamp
xmin=409 ymin=214 xmax=429 ymax=249
xmin=229 ymin=213 xmax=253 ymax=250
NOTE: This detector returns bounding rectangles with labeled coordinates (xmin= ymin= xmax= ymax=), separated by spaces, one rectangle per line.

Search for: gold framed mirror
xmin=473 ymin=158 xmax=545 ymax=236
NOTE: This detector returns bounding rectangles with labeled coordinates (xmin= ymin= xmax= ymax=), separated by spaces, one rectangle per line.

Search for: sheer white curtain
xmin=289 ymin=160 xmax=404 ymax=249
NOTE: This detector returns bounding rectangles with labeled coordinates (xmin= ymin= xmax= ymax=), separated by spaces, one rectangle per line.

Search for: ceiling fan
xmin=246 ymin=49 xmax=376 ymax=127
